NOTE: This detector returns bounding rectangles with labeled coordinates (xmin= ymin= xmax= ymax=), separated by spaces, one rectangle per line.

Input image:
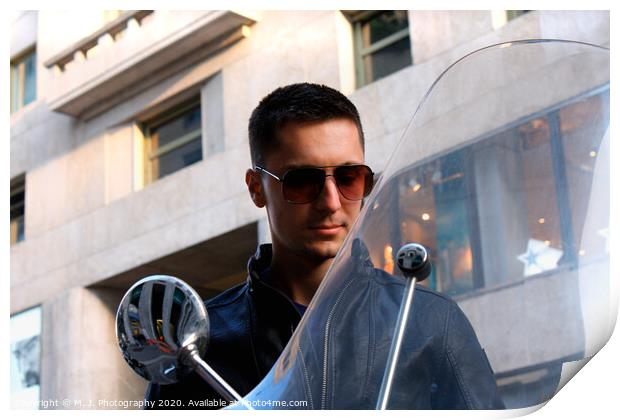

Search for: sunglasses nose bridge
xmin=314 ymin=173 xmax=343 ymax=208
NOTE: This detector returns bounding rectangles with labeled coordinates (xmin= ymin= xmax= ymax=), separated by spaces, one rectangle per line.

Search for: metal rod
xmin=375 ymin=276 xmax=417 ymax=410
xmin=185 ymin=347 xmax=254 ymax=410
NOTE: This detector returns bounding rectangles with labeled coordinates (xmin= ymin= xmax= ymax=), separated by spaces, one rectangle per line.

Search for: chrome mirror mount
xmin=116 ymin=275 xmax=248 ymax=406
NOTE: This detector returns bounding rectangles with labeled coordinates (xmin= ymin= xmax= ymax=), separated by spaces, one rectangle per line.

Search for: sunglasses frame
xmin=255 ymin=164 xmax=374 ymax=204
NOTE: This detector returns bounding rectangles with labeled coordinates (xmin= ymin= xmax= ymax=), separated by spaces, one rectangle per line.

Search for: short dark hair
xmin=248 ymin=83 xmax=365 ymax=166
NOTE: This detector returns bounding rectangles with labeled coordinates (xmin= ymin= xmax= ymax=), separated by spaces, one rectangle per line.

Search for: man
xmin=146 ymin=83 xmax=503 ymax=409
xmin=245 ymin=83 xmax=369 ymax=309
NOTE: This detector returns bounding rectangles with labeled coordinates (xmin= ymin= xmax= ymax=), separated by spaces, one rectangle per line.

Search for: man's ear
xmin=246 ymin=169 xmax=267 ymax=208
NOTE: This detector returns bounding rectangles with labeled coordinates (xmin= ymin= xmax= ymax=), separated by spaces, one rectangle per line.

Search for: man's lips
xmin=309 ymin=224 xmax=345 ymax=235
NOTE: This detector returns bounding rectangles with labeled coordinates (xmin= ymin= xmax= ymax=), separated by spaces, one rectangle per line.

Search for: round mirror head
xmin=115 ymin=275 xmax=209 ymax=385
xmin=396 ymin=243 xmax=431 ymax=280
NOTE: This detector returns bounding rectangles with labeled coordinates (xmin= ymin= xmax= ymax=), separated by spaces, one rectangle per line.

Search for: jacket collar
xmin=246 ymin=243 xmax=273 ymax=290
xmin=247 ymin=238 xmax=375 ymax=290
xmin=245 ymin=243 xmax=302 ymax=320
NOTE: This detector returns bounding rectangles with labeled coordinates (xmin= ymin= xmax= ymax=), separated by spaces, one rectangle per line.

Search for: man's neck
xmin=268 ymin=245 xmax=332 ymax=306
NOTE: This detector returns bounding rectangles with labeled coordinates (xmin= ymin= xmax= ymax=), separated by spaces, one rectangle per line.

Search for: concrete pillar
xmin=40 ymin=286 xmax=146 ymax=409
xmin=201 ymin=71 xmax=225 ymax=157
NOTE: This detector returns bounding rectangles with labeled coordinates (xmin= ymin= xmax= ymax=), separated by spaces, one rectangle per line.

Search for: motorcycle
xmin=116 ymin=39 xmax=610 ymax=410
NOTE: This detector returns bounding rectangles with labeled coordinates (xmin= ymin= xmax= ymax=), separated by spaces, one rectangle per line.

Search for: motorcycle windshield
xmin=238 ymin=40 xmax=610 ymax=410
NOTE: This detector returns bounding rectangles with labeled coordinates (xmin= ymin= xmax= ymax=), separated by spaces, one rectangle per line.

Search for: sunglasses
xmin=255 ymin=164 xmax=374 ymax=204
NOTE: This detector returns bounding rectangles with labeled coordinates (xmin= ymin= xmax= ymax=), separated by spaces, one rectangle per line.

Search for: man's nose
xmin=315 ymin=176 xmax=342 ymax=212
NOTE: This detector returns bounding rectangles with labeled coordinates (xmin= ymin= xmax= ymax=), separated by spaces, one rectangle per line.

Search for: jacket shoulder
xmin=372 ymin=267 xmax=456 ymax=306
xmin=204 ymin=282 xmax=249 ymax=309
xmin=414 ymin=283 xmax=457 ymax=306
xmin=202 ymin=281 xmax=254 ymax=347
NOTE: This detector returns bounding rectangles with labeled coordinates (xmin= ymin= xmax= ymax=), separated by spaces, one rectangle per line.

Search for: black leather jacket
xmin=145 ymin=243 xmax=504 ymax=409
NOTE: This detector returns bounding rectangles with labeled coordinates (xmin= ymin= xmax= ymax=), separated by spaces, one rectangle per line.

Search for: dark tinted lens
xmin=282 ymin=168 xmax=325 ymax=203
xmin=334 ymin=165 xmax=373 ymax=200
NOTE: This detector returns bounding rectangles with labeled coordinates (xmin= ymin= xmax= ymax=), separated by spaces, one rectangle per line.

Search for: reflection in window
xmin=379 ymin=87 xmax=608 ymax=296
xmin=11 ymin=307 xmax=41 ymax=409
xmin=350 ymin=11 xmax=412 ymax=87
xmin=143 ymin=99 xmax=203 ymax=183
xmin=396 ymin=150 xmax=476 ymax=295
xmin=475 ymin=114 xmax=566 ymax=284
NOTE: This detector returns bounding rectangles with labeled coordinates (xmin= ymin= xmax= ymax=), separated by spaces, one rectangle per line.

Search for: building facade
xmin=10 ymin=10 xmax=609 ymax=409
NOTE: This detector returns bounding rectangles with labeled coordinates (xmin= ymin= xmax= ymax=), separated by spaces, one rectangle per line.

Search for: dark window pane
xmin=10 ymin=191 xmax=25 ymax=220
xmin=397 ymin=150 xmax=475 ymax=296
xmin=10 ymin=176 xmax=25 ymax=244
xmin=361 ymin=10 xmax=409 ymax=46
xmin=151 ymin=105 xmax=200 ymax=151
xmin=23 ymin=52 xmax=36 ymax=106
xmin=151 ymin=105 xmax=201 ymax=150
xmin=146 ymin=101 xmax=203 ymax=182
xmin=154 ymin=137 xmax=202 ymax=179
xmin=17 ymin=218 xmax=25 ymax=242
xmin=363 ymin=37 xmax=412 ymax=82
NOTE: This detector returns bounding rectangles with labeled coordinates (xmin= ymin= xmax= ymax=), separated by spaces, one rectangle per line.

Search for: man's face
xmin=248 ymin=118 xmax=365 ymax=262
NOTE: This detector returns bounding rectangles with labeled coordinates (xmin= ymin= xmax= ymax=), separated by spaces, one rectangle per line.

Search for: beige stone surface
xmin=40 ymin=287 xmax=147 ymax=408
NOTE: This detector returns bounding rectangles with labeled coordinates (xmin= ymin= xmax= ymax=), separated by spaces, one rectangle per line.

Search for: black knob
xmin=396 ymin=243 xmax=432 ymax=281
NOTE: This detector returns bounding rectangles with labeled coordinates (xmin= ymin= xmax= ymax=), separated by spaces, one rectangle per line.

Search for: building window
xmin=377 ymin=87 xmax=608 ymax=297
xmin=351 ymin=11 xmax=412 ymax=87
xmin=10 ymin=175 xmax=26 ymax=245
xmin=143 ymin=99 xmax=203 ymax=183
xmin=10 ymin=306 xmax=41 ymax=409
xmin=10 ymin=48 xmax=37 ymax=114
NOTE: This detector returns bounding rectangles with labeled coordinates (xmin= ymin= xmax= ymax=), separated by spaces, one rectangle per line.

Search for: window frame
xmin=350 ymin=11 xmax=412 ymax=88
xmin=10 ymin=174 xmax=26 ymax=245
xmin=10 ymin=46 xmax=37 ymax=114
xmin=142 ymin=97 xmax=203 ymax=184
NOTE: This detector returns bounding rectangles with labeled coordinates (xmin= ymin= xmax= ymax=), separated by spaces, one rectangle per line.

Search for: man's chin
xmin=302 ymin=239 xmax=343 ymax=261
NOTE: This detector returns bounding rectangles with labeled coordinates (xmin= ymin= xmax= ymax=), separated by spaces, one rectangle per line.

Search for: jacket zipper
xmin=256 ymin=280 xmax=315 ymax=406
xmin=320 ymin=276 xmax=357 ymax=409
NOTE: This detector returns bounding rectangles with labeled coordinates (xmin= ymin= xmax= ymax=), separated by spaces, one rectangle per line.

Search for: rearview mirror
xmin=115 ymin=275 xmax=247 ymax=404
xmin=116 ymin=275 xmax=209 ymax=384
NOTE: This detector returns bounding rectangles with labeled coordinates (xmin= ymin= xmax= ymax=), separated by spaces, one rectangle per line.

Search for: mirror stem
xmin=181 ymin=343 xmax=254 ymax=410
xmin=375 ymin=275 xmax=417 ymax=409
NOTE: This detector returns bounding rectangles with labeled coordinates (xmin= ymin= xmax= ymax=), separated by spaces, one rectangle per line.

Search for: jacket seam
xmin=246 ymin=288 xmax=265 ymax=380
xmin=445 ymin=303 xmax=474 ymax=408
xmin=323 ymin=275 xmax=357 ymax=409
xmin=298 ymin=342 xmax=315 ymax=409
xmin=361 ymin=278 xmax=376 ymax=404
